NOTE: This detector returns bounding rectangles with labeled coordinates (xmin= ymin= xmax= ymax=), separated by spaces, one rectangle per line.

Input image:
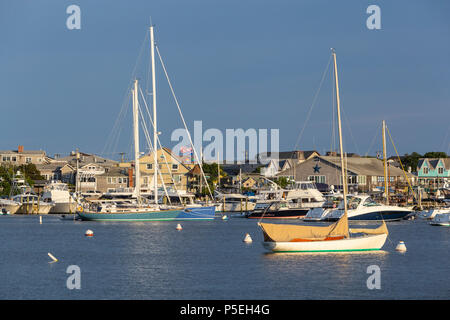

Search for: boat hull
xmin=0 ymin=203 xmax=20 ymax=214
xmin=16 ymin=203 xmax=54 ymax=214
xmin=247 ymin=208 xmax=310 ymax=219
xmin=77 ymin=206 xmax=216 ymax=221
xmin=49 ymin=202 xmax=78 ymax=214
xmin=327 ymin=209 xmax=412 ymax=222
xmin=262 ymin=233 xmax=388 ymax=252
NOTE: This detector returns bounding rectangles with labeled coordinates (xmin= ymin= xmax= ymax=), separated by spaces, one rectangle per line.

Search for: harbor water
xmin=0 ymin=214 xmax=448 ymax=299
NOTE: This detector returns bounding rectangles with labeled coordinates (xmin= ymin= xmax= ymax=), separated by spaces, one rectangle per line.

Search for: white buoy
xmin=243 ymin=233 xmax=252 ymax=243
xmin=39 ymin=216 xmax=42 ymax=224
xmin=48 ymin=252 xmax=58 ymax=262
xmin=85 ymin=229 xmax=94 ymax=237
xmin=396 ymin=241 xmax=407 ymax=252
xmin=222 ymin=215 xmax=228 ymax=220
xmin=176 ymin=223 xmax=182 ymax=231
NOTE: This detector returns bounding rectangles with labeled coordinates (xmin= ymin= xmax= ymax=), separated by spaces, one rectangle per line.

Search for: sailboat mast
xmin=133 ymin=79 xmax=141 ymax=200
xmin=382 ymin=120 xmax=389 ymax=205
xmin=332 ymin=49 xmax=348 ymax=215
xmin=150 ymin=25 xmax=158 ymax=205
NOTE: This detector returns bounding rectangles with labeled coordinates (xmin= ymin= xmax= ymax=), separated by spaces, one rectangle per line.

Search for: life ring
xmin=77 ymin=206 xmax=84 ymax=213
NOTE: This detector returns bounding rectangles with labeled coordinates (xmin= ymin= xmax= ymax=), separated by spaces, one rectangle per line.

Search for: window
xmin=172 ymin=164 xmax=179 ymax=171
xmin=308 ymin=175 xmax=326 ymax=184
xmin=12 ymin=157 xmax=16 ymax=162
xmin=118 ymin=178 xmax=123 ymax=184
xmin=357 ymin=175 xmax=367 ymax=185
xmin=438 ymin=167 xmax=444 ymax=174
xmin=423 ymin=167 xmax=429 ymax=174
xmin=108 ymin=177 xmax=112 ymax=184
xmin=173 ymin=175 xmax=181 ymax=183
xmin=363 ymin=198 xmax=381 ymax=207
xmin=26 ymin=157 xmax=32 ymax=163
xmin=146 ymin=164 xmax=152 ymax=170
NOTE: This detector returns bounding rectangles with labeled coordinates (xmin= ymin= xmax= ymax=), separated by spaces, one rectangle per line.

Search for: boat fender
xmin=77 ymin=206 xmax=83 ymax=213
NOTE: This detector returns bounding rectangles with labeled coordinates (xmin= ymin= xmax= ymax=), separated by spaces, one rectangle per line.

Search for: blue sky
xmin=0 ymin=0 xmax=449 ymax=161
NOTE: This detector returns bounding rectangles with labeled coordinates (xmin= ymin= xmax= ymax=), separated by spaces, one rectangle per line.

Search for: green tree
xmin=274 ymin=176 xmax=290 ymax=189
xmin=423 ymin=152 xmax=447 ymax=158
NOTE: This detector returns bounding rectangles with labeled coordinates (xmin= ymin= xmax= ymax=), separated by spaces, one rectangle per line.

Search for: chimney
xmin=128 ymin=168 xmax=134 ymax=188
xmin=18 ymin=145 xmax=24 ymax=153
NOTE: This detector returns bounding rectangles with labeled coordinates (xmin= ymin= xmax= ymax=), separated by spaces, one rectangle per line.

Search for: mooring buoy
xmin=243 ymin=233 xmax=252 ymax=243
xmin=85 ymin=229 xmax=94 ymax=237
xmin=396 ymin=241 xmax=407 ymax=252
xmin=176 ymin=223 xmax=183 ymax=231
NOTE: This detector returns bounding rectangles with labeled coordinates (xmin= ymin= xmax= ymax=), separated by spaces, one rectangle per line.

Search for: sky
xmin=0 ymin=0 xmax=449 ymax=162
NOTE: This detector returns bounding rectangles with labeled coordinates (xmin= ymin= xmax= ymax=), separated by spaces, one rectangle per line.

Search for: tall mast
xmin=382 ymin=120 xmax=389 ymax=205
xmin=332 ymin=49 xmax=348 ymax=218
xmin=150 ymin=25 xmax=158 ymax=205
xmin=133 ymin=79 xmax=141 ymax=200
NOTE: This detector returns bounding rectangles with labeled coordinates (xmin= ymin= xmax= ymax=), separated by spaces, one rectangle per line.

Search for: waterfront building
xmin=416 ymin=158 xmax=450 ymax=190
xmin=0 ymin=145 xmax=47 ymax=165
xmin=277 ymin=155 xmax=416 ymax=193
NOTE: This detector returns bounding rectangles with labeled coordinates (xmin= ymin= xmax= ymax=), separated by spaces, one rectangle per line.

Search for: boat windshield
xmin=338 ymin=196 xmax=361 ymax=210
xmin=362 ymin=197 xmax=381 ymax=207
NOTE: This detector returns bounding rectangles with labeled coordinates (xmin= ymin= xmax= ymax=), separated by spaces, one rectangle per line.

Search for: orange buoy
xmin=85 ymin=229 xmax=94 ymax=237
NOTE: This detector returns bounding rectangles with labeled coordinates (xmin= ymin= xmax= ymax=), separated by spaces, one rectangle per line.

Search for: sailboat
xmin=77 ymin=26 xmax=215 ymax=221
xmin=258 ymin=49 xmax=388 ymax=252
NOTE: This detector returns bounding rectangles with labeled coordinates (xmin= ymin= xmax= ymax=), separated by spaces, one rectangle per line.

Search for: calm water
xmin=0 ymin=214 xmax=448 ymax=300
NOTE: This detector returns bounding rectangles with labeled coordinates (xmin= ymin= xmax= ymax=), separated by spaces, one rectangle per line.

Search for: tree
xmin=0 ymin=164 xmax=44 ymax=196
xmin=423 ymin=152 xmax=447 ymax=158
xmin=274 ymin=176 xmax=290 ymax=189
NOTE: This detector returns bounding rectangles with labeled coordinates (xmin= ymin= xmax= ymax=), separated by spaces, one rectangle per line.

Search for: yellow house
xmin=134 ymin=148 xmax=192 ymax=192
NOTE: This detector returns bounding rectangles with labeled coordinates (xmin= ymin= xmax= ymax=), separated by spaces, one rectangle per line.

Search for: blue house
xmin=417 ymin=158 xmax=450 ymax=190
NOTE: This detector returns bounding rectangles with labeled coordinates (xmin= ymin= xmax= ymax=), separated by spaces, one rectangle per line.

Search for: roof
xmin=221 ymin=164 xmax=261 ymax=175
xmin=278 ymin=155 xmax=415 ymax=178
xmin=257 ymin=150 xmax=320 ymax=162
xmin=418 ymin=158 xmax=450 ymax=170
xmin=0 ymin=150 xmax=45 ymax=155
xmin=57 ymin=152 xmax=117 ymax=167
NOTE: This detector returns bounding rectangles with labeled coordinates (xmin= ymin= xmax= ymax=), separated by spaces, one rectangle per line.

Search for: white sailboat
xmin=259 ymin=49 xmax=388 ymax=252
xmin=77 ymin=25 xmax=215 ymax=221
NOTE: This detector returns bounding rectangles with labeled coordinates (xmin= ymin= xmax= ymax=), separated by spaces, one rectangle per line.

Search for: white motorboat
xmin=325 ymin=195 xmax=412 ymax=222
xmin=430 ymin=212 xmax=450 ymax=226
xmin=215 ymin=192 xmax=257 ymax=212
xmin=418 ymin=207 xmax=450 ymax=220
xmin=42 ymin=181 xmax=78 ymax=213
xmin=0 ymin=198 xmax=21 ymax=214
xmin=12 ymin=194 xmax=55 ymax=214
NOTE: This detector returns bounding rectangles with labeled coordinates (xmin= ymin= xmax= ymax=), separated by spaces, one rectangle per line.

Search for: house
xmin=259 ymin=158 xmax=295 ymax=178
xmin=96 ymin=167 xmax=130 ymax=193
xmin=277 ymin=155 xmax=416 ymax=193
xmin=133 ymin=148 xmax=192 ymax=193
xmin=416 ymin=158 xmax=450 ymax=189
xmin=242 ymin=177 xmax=257 ymax=189
xmin=47 ymin=151 xmax=119 ymax=192
xmin=0 ymin=145 xmax=47 ymax=165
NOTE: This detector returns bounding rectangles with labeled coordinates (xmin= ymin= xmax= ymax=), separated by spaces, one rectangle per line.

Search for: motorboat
xmin=12 ymin=194 xmax=55 ymax=214
xmin=430 ymin=212 xmax=450 ymax=226
xmin=325 ymin=195 xmax=412 ymax=222
xmin=42 ymin=181 xmax=78 ymax=213
xmin=0 ymin=198 xmax=21 ymax=214
xmin=214 ymin=192 xmax=257 ymax=212
xmin=249 ymin=181 xmax=326 ymax=219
